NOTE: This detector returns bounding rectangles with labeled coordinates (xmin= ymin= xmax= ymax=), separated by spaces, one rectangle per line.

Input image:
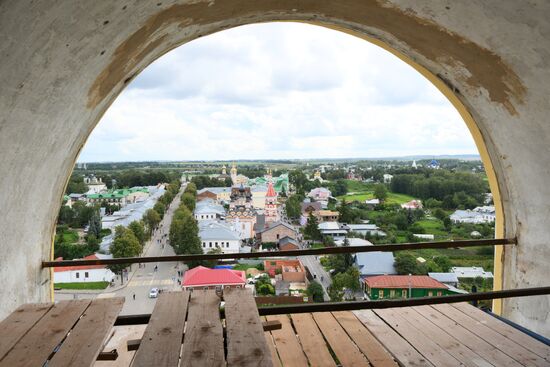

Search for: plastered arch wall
xmin=0 ymin=1 xmax=548 ymax=336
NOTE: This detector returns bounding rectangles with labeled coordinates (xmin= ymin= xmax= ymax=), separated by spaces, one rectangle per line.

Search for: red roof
xmin=182 ymin=266 xmax=246 ymax=287
xmin=266 ymin=181 xmax=277 ymax=197
xmin=53 ymin=254 xmax=106 ymax=272
xmin=364 ymin=275 xmax=447 ymax=289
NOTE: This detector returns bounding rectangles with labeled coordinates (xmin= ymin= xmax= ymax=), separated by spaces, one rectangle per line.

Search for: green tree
xmin=109 ymin=226 xmax=142 ymax=284
xmin=184 ymin=182 xmax=197 ymax=196
xmin=329 ymin=267 xmax=360 ymax=301
xmin=337 ymin=199 xmax=353 ymax=223
xmin=394 ymin=253 xmax=419 ymax=275
xmin=153 ymin=201 xmax=166 ymax=219
xmin=433 ymin=208 xmax=447 ymax=221
xmin=433 ymin=256 xmax=451 ymax=272
xmin=58 ymin=206 xmax=75 ymax=225
xmin=128 ymin=220 xmax=146 ymax=247
xmin=143 ymin=209 xmax=161 ymax=236
xmin=170 ymin=210 xmax=203 ymax=267
xmin=181 ymin=192 xmax=196 ymax=211
xmin=285 ymin=195 xmax=302 ymax=220
xmin=304 ymin=213 xmax=322 ymax=241
xmin=373 ymin=184 xmax=388 ymax=201
xmin=307 ymin=281 xmax=325 ymax=302
xmin=255 ymin=275 xmax=275 ymax=296
xmin=88 ymin=209 xmax=102 ymax=239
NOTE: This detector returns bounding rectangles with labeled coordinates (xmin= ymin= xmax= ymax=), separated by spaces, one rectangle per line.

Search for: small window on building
xmin=437 ymin=291 xmax=442 ymax=296
xmin=215 ymin=242 xmax=218 ymax=246
xmin=378 ymin=290 xmax=384 ymax=299
xmin=209 ymin=242 xmax=212 ymax=248
xmin=84 ymin=272 xmax=89 ymax=278
xmin=276 ymin=234 xmax=280 ymax=239
xmin=389 ymin=289 xmax=395 ymax=298
xmin=75 ymin=272 xmax=80 ymax=279
xmin=402 ymin=289 xmax=407 ymax=298
xmin=428 ymin=291 xmax=433 ymax=297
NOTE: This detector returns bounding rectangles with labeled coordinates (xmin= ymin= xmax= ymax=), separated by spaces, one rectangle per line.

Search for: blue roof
xmin=355 ymin=252 xmax=396 ymax=276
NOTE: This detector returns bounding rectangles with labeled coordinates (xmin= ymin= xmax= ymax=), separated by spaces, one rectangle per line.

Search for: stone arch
xmin=0 ymin=1 xmax=548 ymax=335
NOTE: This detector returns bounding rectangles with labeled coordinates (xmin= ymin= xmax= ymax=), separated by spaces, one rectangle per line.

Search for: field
xmin=339 ymin=191 xmax=416 ymax=205
xmin=61 ymin=230 xmax=79 ymax=243
xmin=415 ymin=219 xmax=448 ymax=237
xmin=54 ymin=281 xmax=109 ymax=290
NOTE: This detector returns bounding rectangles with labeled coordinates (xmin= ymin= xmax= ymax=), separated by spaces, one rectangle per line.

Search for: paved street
xmin=55 ymin=185 xmax=187 ymax=315
xmin=299 ymin=255 xmax=331 ymax=301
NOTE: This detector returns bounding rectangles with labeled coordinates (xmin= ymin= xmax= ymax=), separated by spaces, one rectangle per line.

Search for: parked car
xmin=149 ymin=288 xmax=159 ymax=298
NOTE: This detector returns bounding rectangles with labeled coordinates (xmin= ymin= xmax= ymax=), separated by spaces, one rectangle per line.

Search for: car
xmin=149 ymin=288 xmax=159 ymax=298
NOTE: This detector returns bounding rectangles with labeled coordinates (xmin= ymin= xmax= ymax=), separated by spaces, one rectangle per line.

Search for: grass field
xmin=344 ymin=180 xmax=372 ymax=193
xmin=415 ymin=219 xmax=448 ymax=237
xmin=54 ymin=281 xmax=109 ymax=290
xmin=339 ymin=191 xmax=416 ymax=205
xmin=61 ymin=230 xmax=79 ymax=243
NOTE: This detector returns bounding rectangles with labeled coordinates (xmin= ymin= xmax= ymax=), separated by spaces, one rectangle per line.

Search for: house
xmin=355 ymin=252 xmax=396 ymax=278
xmin=83 ymin=175 xmax=107 ymax=194
xmin=364 ymin=275 xmax=459 ymax=300
xmin=182 ymin=266 xmax=246 ymax=290
xmin=300 ymin=201 xmax=322 ymax=225
xmin=383 ymin=174 xmax=393 ymax=183
xmin=336 ymin=237 xmax=373 ymax=247
xmin=197 ymin=187 xmax=232 ymax=204
xmin=307 ymin=187 xmax=331 ymax=202
xmin=401 ymin=200 xmax=423 ymax=210
xmin=318 ymin=222 xmax=348 ymax=241
xmin=413 ymin=234 xmax=435 ymax=240
xmin=451 ymin=267 xmax=494 ymax=279
xmin=347 ymin=223 xmax=387 ymax=237
xmin=365 ymin=198 xmax=380 ymax=209
xmin=53 ymin=254 xmax=115 ymax=284
xmin=87 ymin=187 xmax=149 ymax=207
xmin=264 ymin=260 xmax=306 ymax=283
xmin=194 ymin=199 xmax=226 ymax=221
xmin=428 ymin=272 xmax=459 ymax=288
xmin=278 ymin=236 xmax=300 ymax=251
xmin=450 ymin=206 xmax=496 ymax=224
xmin=318 ymin=210 xmax=339 ymax=223
xmin=198 ymin=221 xmax=241 ymax=254
xmin=256 ymin=222 xmax=298 ymax=243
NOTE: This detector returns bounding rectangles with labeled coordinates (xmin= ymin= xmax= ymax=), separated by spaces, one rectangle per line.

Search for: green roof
xmin=248 ymin=174 xmax=289 ymax=193
xmin=87 ymin=187 xmax=149 ymax=199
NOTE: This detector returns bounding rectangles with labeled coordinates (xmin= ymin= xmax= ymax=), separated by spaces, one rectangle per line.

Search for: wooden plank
xmin=0 ymin=299 xmax=91 ymax=367
xmin=312 ymin=312 xmax=369 ymax=367
xmin=264 ymin=331 xmax=282 ymax=367
xmin=452 ymin=302 xmax=550 ymax=362
xmin=224 ymin=288 xmax=273 ymax=367
xmin=266 ymin=315 xmax=308 ymax=367
xmin=332 ymin=311 xmax=398 ymax=367
xmin=413 ymin=305 xmax=522 ymax=367
xmin=433 ymin=303 xmax=548 ymax=367
xmin=290 ymin=313 xmax=336 ymax=367
xmin=48 ymin=297 xmax=124 ymax=367
xmin=374 ymin=308 xmax=461 ymax=367
xmin=399 ymin=307 xmax=493 ymax=367
xmin=180 ymin=290 xmax=225 ymax=366
xmin=132 ymin=292 xmax=189 ymax=367
xmin=354 ymin=310 xmax=434 ymax=367
xmin=0 ymin=303 xmax=52 ymax=360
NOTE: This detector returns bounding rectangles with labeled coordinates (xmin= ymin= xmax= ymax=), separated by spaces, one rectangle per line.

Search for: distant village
xmin=55 ymin=158 xmax=496 ymax=304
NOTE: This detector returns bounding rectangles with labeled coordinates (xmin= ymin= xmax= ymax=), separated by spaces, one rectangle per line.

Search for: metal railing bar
xmin=43 ymin=237 xmax=515 ymax=267
xmin=113 ymin=284 xmax=548 ymax=325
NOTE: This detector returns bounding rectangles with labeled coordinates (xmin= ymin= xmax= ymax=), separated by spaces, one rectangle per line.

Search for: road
xmin=299 ymin=255 xmax=332 ymax=301
xmin=55 ymin=185 xmax=187 ymax=315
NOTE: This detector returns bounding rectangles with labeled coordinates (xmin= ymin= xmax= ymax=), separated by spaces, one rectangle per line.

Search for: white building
xmin=84 ymin=175 xmax=107 ymax=194
xmin=199 ymin=221 xmax=241 ymax=254
xmin=194 ymin=199 xmax=226 ymax=221
xmin=451 ymin=266 xmax=494 ymax=279
xmin=53 ymin=254 xmax=115 ymax=283
xmin=383 ymin=174 xmax=393 ymax=183
xmin=347 ymin=223 xmax=386 ymax=237
xmin=318 ymin=222 xmax=348 ymax=241
xmin=450 ymin=206 xmax=496 ymax=224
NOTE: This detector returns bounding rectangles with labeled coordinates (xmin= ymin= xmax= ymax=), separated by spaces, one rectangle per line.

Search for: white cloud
xmin=79 ymin=22 xmax=477 ymax=162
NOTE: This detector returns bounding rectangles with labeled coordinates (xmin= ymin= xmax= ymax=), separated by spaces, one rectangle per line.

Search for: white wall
xmin=201 ymin=240 xmax=240 ymax=254
xmin=54 ymin=268 xmax=115 ymax=283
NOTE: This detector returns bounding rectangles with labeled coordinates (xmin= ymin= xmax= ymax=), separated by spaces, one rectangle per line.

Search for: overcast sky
xmin=79 ymin=22 xmax=477 ymax=162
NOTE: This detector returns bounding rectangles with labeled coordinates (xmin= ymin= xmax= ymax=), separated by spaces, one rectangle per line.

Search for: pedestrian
xmin=133 ymin=293 xmax=136 ymax=300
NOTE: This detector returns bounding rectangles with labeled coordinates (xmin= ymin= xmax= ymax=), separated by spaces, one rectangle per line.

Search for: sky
xmin=78 ymin=22 xmax=478 ymax=162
